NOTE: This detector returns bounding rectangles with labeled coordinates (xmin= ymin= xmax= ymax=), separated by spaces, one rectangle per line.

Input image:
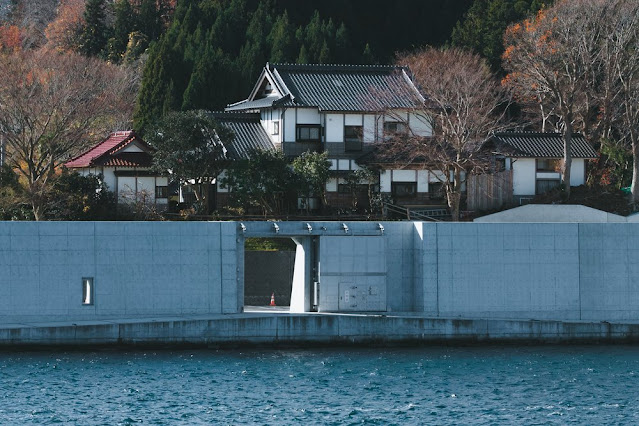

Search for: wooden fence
xmin=466 ymin=170 xmax=513 ymax=211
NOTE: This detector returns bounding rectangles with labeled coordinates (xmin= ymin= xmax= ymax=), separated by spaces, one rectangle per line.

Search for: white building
xmin=220 ymin=63 xmax=436 ymax=208
xmin=65 ymin=130 xmax=168 ymax=207
xmin=485 ymin=132 xmax=598 ymax=204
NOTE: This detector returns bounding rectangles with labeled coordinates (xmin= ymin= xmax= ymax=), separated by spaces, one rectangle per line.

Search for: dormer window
xmin=264 ymin=82 xmax=273 ymax=95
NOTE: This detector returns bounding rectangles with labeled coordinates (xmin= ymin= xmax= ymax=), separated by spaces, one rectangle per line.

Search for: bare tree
xmin=8 ymin=0 xmax=58 ymax=49
xmin=502 ymin=1 xmax=608 ymax=197
xmin=608 ymin=1 xmax=639 ymax=203
xmin=0 ymin=48 xmax=137 ymax=220
xmin=376 ymin=47 xmax=510 ymax=221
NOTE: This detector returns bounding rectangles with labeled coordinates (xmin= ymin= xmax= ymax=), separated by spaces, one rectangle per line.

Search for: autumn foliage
xmin=0 ymin=24 xmax=21 ymax=52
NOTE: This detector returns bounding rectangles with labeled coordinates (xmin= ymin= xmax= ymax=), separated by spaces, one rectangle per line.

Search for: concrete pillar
xmin=290 ymin=237 xmax=312 ymax=312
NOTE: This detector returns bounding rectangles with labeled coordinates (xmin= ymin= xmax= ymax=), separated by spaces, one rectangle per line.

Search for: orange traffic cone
xmin=270 ymin=293 xmax=276 ymax=306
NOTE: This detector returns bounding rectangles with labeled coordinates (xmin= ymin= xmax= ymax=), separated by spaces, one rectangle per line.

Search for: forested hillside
xmin=133 ymin=0 xmax=473 ymax=133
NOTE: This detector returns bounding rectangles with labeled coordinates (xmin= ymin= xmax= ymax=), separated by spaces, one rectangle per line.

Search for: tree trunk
xmin=32 ymin=202 xmax=43 ymax=221
xmin=447 ymin=167 xmax=463 ymax=221
xmin=562 ymin=122 xmax=573 ymax=199
xmin=632 ymin=138 xmax=639 ymax=204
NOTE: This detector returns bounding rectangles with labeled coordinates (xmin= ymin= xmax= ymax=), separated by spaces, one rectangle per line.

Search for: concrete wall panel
xmin=0 ymin=221 xmax=237 ymax=322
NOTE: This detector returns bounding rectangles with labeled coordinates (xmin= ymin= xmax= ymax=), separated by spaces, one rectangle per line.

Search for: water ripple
xmin=0 ymin=346 xmax=638 ymax=424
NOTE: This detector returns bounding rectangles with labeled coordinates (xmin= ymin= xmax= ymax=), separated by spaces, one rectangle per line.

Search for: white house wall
xmin=409 ymin=112 xmax=432 ymax=137
xmin=296 ymin=108 xmax=321 ymax=125
xmin=325 ymin=113 xmax=343 ymax=141
xmin=283 ymin=108 xmax=296 ymax=142
xmin=417 ymin=170 xmax=429 ymax=193
xmin=571 ymin=159 xmax=586 ymax=186
xmin=120 ymin=143 xmax=145 ymax=153
xmin=392 ymin=170 xmax=418 ymax=182
xmin=261 ymin=109 xmax=282 ymax=145
xmin=117 ymin=176 xmax=137 ymax=202
xmin=513 ymin=158 xmax=536 ymax=195
xmin=513 ymin=158 xmax=588 ymax=196
xmin=363 ymin=114 xmax=376 ymax=142
xmin=380 ymin=170 xmax=391 ymax=192
xmin=344 ymin=113 xmax=363 ymax=126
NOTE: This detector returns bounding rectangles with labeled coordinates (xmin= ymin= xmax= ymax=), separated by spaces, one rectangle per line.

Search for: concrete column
xmin=290 ymin=237 xmax=312 ymax=313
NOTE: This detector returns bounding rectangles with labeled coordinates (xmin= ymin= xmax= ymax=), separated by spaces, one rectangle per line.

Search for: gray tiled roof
xmin=226 ymin=96 xmax=290 ymax=111
xmin=227 ymin=63 xmax=424 ymax=112
xmin=490 ymin=132 xmax=597 ymax=158
xmin=211 ymin=112 xmax=275 ymax=160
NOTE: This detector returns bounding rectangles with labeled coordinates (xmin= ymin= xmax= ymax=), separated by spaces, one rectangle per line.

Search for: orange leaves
xmin=44 ymin=0 xmax=85 ymax=52
xmin=0 ymin=25 xmax=22 ymax=52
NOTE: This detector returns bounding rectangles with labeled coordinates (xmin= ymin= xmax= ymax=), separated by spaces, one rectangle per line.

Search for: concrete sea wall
xmin=1 ymin=220 xmax=639 ymax=345
xmin=0 ymin=221 xmax=241 ymax=323
xmin=417 ymin=223 xmax=639 ymax=321
xmin=2 ymin=314 xmax=639 ymax=347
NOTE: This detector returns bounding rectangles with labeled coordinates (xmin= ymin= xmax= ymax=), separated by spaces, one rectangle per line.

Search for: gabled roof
xmin=212 ymin=112 xmax=276 ymax=159
xmin=488 ymin=132 xmax=597 ymax=159
xmin=65 ymin=130 xmax=154 ymax=168
xmin=226 ymin=63 xmax=424 ymax=112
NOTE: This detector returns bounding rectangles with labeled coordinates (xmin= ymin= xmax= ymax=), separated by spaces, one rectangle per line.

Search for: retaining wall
xmin=0 ymin=221 xmax=241 ymax=322
xmin=419 ymin=223 xmax=639 ymax=321
xmin=2 ymin=221 xmax=639 ymax=325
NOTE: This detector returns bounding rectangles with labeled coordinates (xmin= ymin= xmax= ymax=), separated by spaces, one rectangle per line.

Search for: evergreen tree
xmin=296 ymin=44 xmax=309 ymax=64
xmin=139 ymin=0 xmax=162 ymax=43
xmin=268 ymin=10 xmax=295 ymax=63
xmin=451 ymin=0 xmax=552 ymax=72
xmin=108 ymin=0 xmax=137 ymax=62
xmin=238 ymin=1 xmax=272 ymax=86
xmin=334 ymin=22 xmax=350 ymax=63
xmin=318 ymin=40 xmax=330 ymax=64
xmin=361 ymin=43 xmax=375 ymax=65
xmin=79 ymin=0 xmax=109 ymax=57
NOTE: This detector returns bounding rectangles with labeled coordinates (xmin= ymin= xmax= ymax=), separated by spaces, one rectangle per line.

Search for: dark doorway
xmin=244 ymin=238 xmax=296 ymax=309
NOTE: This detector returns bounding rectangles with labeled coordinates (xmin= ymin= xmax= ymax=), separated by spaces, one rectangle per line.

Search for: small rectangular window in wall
xmin=383 ymin=121 xmax=407 ymax=135
xmin=344 ymin=125 xmax=363 ymax=151
xmin=296 ymin=125 xmax=321 ymax=142
xmin=272 ymin=121 xmax=280 ymax=135
xmin=536 ymin=158 xmax=562 ymax=172
xmin=155 ymin=186 xmax=168 ymax=199
xmin=391 ymin=182 xmax=417 ymax=198
xmin=82 ymin=277 xmax=94 ymax=305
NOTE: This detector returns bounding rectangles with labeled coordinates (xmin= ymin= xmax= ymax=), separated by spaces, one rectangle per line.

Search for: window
xmin=536 ymin=179 xmax=560 ymax=194
xmin=82 ymin=277 xmax=94 ymax=305
xmin=383 ymin=121 xmax=407 ymax=134
xmin=155 ymin=186 xmax=168 ymax=199
xmin=429 ymin=182 xmax=445 ymax=200
xmin=344 ymin=125 xmax=363 ymax=151
xmin=537 ymin=158 xmax=562 ymax=172
xmin=296 ymin=125 xmax=321 ymax=142
xmin=272 ymin=121 xmax=280 ymax=135
xmin=392 ymin=182 xmax=417 ymax=198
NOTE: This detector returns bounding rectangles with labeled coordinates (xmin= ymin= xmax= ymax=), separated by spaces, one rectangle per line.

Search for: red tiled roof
xmin=98 ymin=152 xmax=153 ymax=167
xmin=65 ymin=131 xmax=154 ymax=168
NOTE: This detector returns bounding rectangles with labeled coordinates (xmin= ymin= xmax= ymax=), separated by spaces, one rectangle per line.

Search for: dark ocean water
xmin=1 ymin=345 xmax=638 ymax=425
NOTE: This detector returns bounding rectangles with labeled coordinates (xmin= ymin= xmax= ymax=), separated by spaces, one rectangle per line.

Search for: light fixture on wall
xmin=273 ymin=223 xmax=280 ymax=233
xmin=378 ymin=223 xmax=385 ymax=235
xmin=240 ymin=223 xmax=246 ymax=233
xmin=342 ymin=223 xmax=349 ymax=233
xmin=306 ymin=223 xmax=313 ymax=233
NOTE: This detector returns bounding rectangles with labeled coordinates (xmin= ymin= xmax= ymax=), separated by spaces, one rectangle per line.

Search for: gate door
xmin=318 ymin=236 xmax=386 ymax=312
